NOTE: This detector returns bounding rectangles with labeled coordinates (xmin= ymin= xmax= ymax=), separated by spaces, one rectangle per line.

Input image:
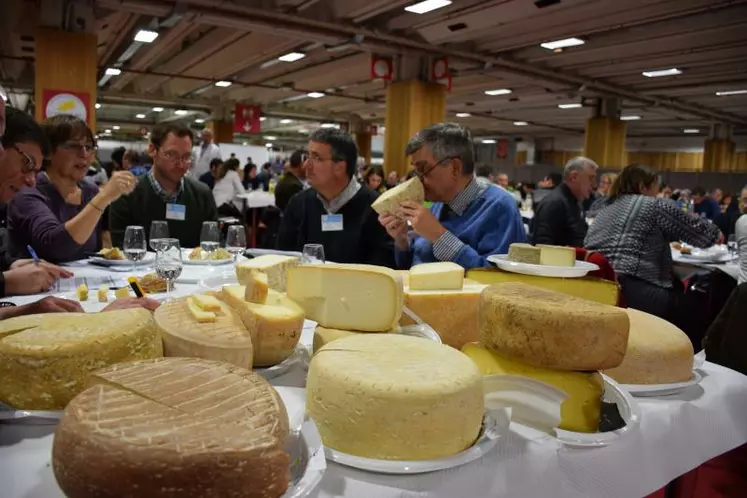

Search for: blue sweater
xmin=395 ymin=186 xmax=527 ymax=269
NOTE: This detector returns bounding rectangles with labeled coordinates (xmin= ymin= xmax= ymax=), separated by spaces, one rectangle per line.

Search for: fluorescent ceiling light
xmin=540 ymin=37 xmax=585 ymax=50
xmin=278 ymin=52 xmax=305 ymax=62
xmin=265 ymin=143 xmax=273 ymax=147
xmin=620 ymin=115 xmax=641 ymax=121
xmin=405 ymin=0 xmax=452 ymax=14
xmin=320 ymin=123 xmax=337 ymax=128
xmin=215 ymin=81 xmax=232 ymax=88
xmin=280 ymin=119 xmax=293 ymax=124
xmin=104 ymin=129 xmax=112 ymax=134
xmin=265 ymin=136 xmax=277 ymax=140
xmin=174 ymin=110 xmax=188 ymax=116
xmin=456 ymin=112 xmax=471 ymax=117
xmin=683 ymin=128 xmax=700 ymax=133
xmin=481 ymin=139 xmax=496 ymax=144
xmin=558 ymin=103 xmax=582 ymax=109
xmin=642 ymin=68 xmax=682 ymax=78
xmin=135 ymin=113 xmax=146 ymax=119
xmin=105 ymin=68 xmax=121 ymax=76
xmin=513 ymin=121 xmax=529 ymax=126
xmin=715 ymin=89 xmax=747 ymax=96
xmin=152 ymin=107 xmax=164 ymax=112
xmin=195 ymin=119 xmax=205 ymax=124
xmin=259 ymin=116 xmax=267 ymax=121
xmin=95 ymin=103 xmax=101 ymax=109
xmin=307 ymin=92 xmax=325 ymax=98
xmin=112 ymin=125 xmax=120 ymax=130
xmin=134 ymin=30 xmax=159 ymax=43
xmin=298 ymin=128 xmax=309 ymax=133
xmin=484 ymin=88 xmax=512 ymax=96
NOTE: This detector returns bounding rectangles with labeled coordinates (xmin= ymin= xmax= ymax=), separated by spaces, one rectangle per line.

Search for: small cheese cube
xmin=115 ymin=287 xmax=130 ymax=299
xmin=244 ymin=270 xmax=269 ymax=304
xmin=97 ymin=286 xmax=109 ymax=303
xmin=409 ymin=262 xmax=464 ymax=290
xmin=186 ymin=297 xmax=216 ymax=323
xmin=191 ymin=294 xmax=222 ymax=312
xmin=77 ymin=284 xmax=88 ymax=302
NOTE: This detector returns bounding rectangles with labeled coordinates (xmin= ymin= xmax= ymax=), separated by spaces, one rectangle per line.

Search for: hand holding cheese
xmin=371 ymin=177 xmax=425 ymax=217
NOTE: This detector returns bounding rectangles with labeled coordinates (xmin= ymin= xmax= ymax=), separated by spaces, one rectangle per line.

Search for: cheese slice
xmin=220 ymin=286 xmax=304 ymax=367
xmin=0 ymin=309 xmax=160 ymax=410
xmin=604 ymin=309 xmax=694 ymax=385
xmin=508 ymin=243 xmax=541 ymax=264
xmin=537 ymin=244 xmax=576 ymax=267
xmin=53 ymin=358 xmax=289 ymax=498
xmin=155 ymin=298 xmax=254 ymax=369
xmin=97 ymin=286 xmax=109 ymax=303
xmin=308 ymin=334 xmax=483 ymax=460
xmin=192 ymin=293 xmax=222 ymax=312
xmin=287 ymin=263 xmax=404 ymax=332
xmin=186 ymin=296 xmax=217 ymax=322
xmin=371 ymin=177 xmax=425 ymax=217
xmin=114 ymin=286 xmax=130 ymax=299
xmin=409 ymin=262 xmax=464 ymax=290
xmin=236 ymin=255 xmax=299 ymax=292
xmin=462 ymin=343 xmax=603 ymax=433
xmin=245 ymin=270 xmax=269 ymax=304
xmin=76 ymin=284 xmax=88 ymax=301
xmin=480 ymin=282 xmax=629 ymax=371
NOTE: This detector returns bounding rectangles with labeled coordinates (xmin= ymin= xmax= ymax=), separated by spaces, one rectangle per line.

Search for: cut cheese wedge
xmin=155 ymin=297 xmax=254 ymax=369
xmin=0 ymin=309 xmax=160 ymax=410
xmin=97 ymin=286 xmax=109 ymax=303
xmin=76 ymin=284 xmax=88 ymax=301
xmin=192 ymin=293 xmax=222 ymax=312
xmin=220 ymin=285 xmax=304 ymax=367
xmin=371 ymin=177 xmax=425 ymax=217
xmin=409 ymin=262 xmax=464 ymax=290
xmin=236 ymin=255 xmax=299 ymax=292
xmin=53 ymin=358 xmax=289 ymax=498
xmin=186 ymin=296 xmax=217 ymax=322
xmin=245 ymin=270 xmax=269 ymax=304
xmin=115 ymin=286 xmax=130 ymax=299
xmin=286 ymin=263 xmax=404 ymax=332
xmin=537 ymin=244 xmax=576 ymax=266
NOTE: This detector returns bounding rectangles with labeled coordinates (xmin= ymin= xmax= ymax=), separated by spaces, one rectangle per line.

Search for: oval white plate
xmin=324 ymin=408 xmax=510 ymax=474
xmin=255 ymin=344 xmax=309 ymax=380
xmin=390 ymin=323 xmax=442 ymax=343
xmin=181 ymin=249 xmax=234 ymax=266
xmin=620 ymin=370 xmax=703 ymax=397
xmin=487 ymin=254 xmax=599 ymax=278
xmin=246 ymin=249 xmax=303 ymax=258
xmin=89 ymin=253 xmax=155 ymax=267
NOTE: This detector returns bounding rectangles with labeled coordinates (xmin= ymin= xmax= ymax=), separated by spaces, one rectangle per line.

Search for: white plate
xmin=199 ymin=271 xmax=239 ymax=291
xmin=620 ymin=370 xmax=703 ymax=397
xmin=246 ymin=249 xmax=303 ymax=258
xmin=324 ymin=408 xmax=510 ymax=474
xmin=487 ymin=254 xmax=599 ymax=278
xmin=88 ymin=253 xmax=155 ymax=267
xmin=256 ymin=344 xmax=309 ymax=380
xmin=181 ymin=249 xmax=234 ymax=266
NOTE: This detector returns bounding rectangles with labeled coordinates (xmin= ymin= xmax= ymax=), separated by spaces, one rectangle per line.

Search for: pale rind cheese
xmin=312 ymin=326 xmax=392 ymax=353
xmin=287 ymin=263 xmax=404 ymax=332
xmin=76 ymin=283 xmax=88 ymax=301
xmin=307 ymin=334 xmax=483 ymax=460
xmin=186 ymin=296 xmax=217 ymax=322
xmin=604 ymin=309 xmax=694 ymax=385
xmin=155 ymin=297 xmax=254 ymax=369
xmin=0 ymin=309 xmax=161 ymax=410
xmin=192 ymin=293 xmax=223 ymax=311
xmin=462 ymin=343 xmax=603 ymax=433
xmin=220 ymin=285 xmax=304 ymax=367
xmin=508 ymin=243 xmax=541 ymax=264
xmin=245 ymin=270 xmax=269 ymax=304
xmin=97 ymin=286 xmax=109 ymax=303
xmin=236 ymin=255 xmax=300 ymax=292
xmin=53 ymin=358 xmax=290 ymax=498
xmin=537 ymin=244 xmax=576 ymax=267
xmin=409 ymin=262 xmax=464 ymax=290
xmin=371 ymin=177 xmax=425 ymax=217
xmin=479 ymin=282 xmax=629 ymax=371
xmin=115 ymin=286 xmax=130 ymax=299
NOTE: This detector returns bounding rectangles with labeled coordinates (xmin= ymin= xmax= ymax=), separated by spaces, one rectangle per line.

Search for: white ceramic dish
xmin=246 ymin=249 xmax=303 ymax=258
xmin=324 ymin=408 xmax=510 ymax=474
xmin=620 ymin=370 xmax=704 ymax=397
xmin=89 ymin=253 xmax=155 ymax=267
xmin=256 ymin=344 xmax=309 ymax=380
xmin=487 ymin=254 xmax=599 ymax=278
xmin=181 ymin=248 xmax=234 ymax=266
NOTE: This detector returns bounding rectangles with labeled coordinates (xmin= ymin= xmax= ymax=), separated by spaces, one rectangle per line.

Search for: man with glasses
xmin=277 ymin=128 xmax=394 ymax=266
xmin=110 ymin=122 xmax=217 ymax=248
xmin=379 ymin=123 xmax=525 ymax=269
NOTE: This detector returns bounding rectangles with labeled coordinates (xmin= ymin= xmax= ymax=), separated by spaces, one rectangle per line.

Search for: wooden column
xmin=583 ymin=117 xmax=626 ymax=168
xmin=355 ymin=132 xmax=372 ymax=165
xmin=703 ymin=139 xmax=735 ymax=172
xmin=207 ymin=120 xmax=234 ymax=144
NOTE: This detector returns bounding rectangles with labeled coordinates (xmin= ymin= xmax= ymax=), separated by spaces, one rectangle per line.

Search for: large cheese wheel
xmin=604 ymin=309 xmax=694 ymax=384
xmin=236 ymin=255 xmax=299 ymax=292
xmin=220 ymin=285 xmax=304 ymax=367
xmin=479 ymin=282 xmax=629 ymax=371
xmin=307 ymin=334 xmax=483 ymax=460
xmin=0 ymin=309 xmax=160 ymax=410
xmin=155 ymin=297 xmax=254 ymax=369
xmin=287 ymin=263 xmax=404 ymax=332
xmin=53 ymin=358 xmax=289 ymax=498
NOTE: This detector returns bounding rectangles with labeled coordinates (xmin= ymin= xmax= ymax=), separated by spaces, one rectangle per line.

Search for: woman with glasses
xmin=7 ymin=114 xmax=137 ymax=263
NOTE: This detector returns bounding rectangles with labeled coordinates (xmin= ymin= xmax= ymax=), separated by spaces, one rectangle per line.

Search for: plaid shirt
xmin=432 ymin=177 xmax=488 ymax=261
xmin=148 ymin=169 xmax=184 ymax=204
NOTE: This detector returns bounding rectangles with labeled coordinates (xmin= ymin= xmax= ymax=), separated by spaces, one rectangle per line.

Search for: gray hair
xmin=563 ymin=156 xmax=598 ymax=179
xmin=405 ymin=122 xmax=475 ymax=175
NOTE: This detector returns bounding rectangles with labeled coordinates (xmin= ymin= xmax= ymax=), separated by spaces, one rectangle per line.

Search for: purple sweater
xmin=8 ymin=173 xmax=102 ymax=263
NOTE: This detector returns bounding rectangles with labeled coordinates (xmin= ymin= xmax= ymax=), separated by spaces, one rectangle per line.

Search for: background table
xmin=236 ymin=190 xmax=276 ymax=247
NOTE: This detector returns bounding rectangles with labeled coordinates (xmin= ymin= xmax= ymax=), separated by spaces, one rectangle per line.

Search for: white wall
xmin=217 ymin=143 xmax=269 ymax=165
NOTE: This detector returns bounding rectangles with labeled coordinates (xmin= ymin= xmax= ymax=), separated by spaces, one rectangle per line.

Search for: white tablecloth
xmin=672 ymin=249 xmax=740 ymax=280
xmin=236 ymin=190 xmax=275 ymax=209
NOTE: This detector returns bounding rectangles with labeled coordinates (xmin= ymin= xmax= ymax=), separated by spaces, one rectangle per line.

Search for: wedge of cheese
xmin=400 ymin=284 xmax=486 ymax=349
xmin=0 ymin=309 xmax=160 ymax=410
xmin=508 ymin=243 xmax=541 ymax=264
xmin=371 ymin=177 xmax=425 ymax=217
xmin=604 ymin=309 xmax=694 ymax=385
xmin=53 ymin=358 xmax=289 ymax=498
xmin=537 ymin=244 xmax=576 ymax=267
xmin=155 ymin=297 xmax=254 ymax=369
xmin=244 ymin=270 xmax=269 ymax=304
xmin=76 ymin=284 xmax=88 ymax=301
xmin=192 ymin=293 xmax=223 ymax=312
xmin=480 ymin=283 xmax=629 ymax=371
xmin=409 ymin=262 xmax=464 ymax=290
xmin=114 ymin=286 xmax=130 ymax=299
xmin=186 ymin=296 xmax=217 ymax=322
xmin=287 ymin=263 xmax=404 ymax=332
xmin=97 ymin=286 xmax=109 ymax=303
xmin=462 ymin=343 xmax=604 ymax=433
xmin=236 ymin=255 xmax=299 ymax=292
xmin=220 ymin=285 xmax=304 ymax=367
xmin=308 ymin=334 xmax=483 ymax=460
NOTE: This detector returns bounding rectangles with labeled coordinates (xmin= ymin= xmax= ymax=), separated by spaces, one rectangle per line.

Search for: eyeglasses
xmin=60 ymin=142 xmax=96 ymax=155
xmin=10 ymin=145 xmax=38 ymax=174
xmin=161 ymin=150 xmax=193 ymax=165
xmin=415 ymin=156 xmax=453 ymax=180
xmin=306 ymin=153 xmax=333 ymax=164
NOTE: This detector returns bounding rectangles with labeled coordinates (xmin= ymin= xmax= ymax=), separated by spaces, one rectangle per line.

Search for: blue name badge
xmin=321 ymin=214 xmax=343 ymax=232
xmin=166 ymin=203 xmax=186 ymax=221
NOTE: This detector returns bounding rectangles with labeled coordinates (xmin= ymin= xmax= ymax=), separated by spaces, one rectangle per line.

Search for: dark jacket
xmin=532 ymin=183 xmax=588 ymax=247
xmin=703 ymin=283 xmax=747 ymax=376
xmin=274 ymin=172 xmax=304 ymax=212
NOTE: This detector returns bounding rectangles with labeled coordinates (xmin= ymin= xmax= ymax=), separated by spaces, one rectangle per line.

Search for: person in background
xmin=190 ymin=129 xmax=221 ymax=179
xmin=363 ymin=165 xmax=387 ymax=194
xmin=110 ymin=122 xmax=217 ymax=249
xmin=720 ymin=193 xmax=733 ymax=214
xmin=8 ymin=114 xmax=136 ymax=263
xmin=712 ymin=188 xmax=724 ymax=205
xmin=213 ymin=158 xmax=244 ymax=219
xmin=659 ymin=184 xmax=673 ymax=199
xmin=86 ymin=160 xmax=108 ymax=186
xmin=496 ymin=172 xmax=509 ymax=189
xmin=274 ymin=150 xmax=306 ymax=211
xmin=587 ymin=172 xmax=617 ymax=217
xmin=692 ymin=186 xmax=721 ymax=220
xmin=271 ymin=153 xmax=285 ymax=177
xmin=277 ymin=128 xmax=394 ymax=266
xmin=199 ymin=158 xmax=223 ymax=190
xmin=379 ymin=123 xmax=525 ymax=269
xmin=736 ymin=186 xmax=747 ymax=284
xmin=532 ymin=156 xmax=598 ymax=247
xmin=532 ymin=171 xmax=562 ymax=206
xmin=386 ymin=170 xmax=399 ymax=189
xmin=475 ymin=164 xmax=495 ymax=185
xmin=585 ymin=164 xmax=722 ymax=327
xmin=243 ymin=156 xmax=256 ymax=188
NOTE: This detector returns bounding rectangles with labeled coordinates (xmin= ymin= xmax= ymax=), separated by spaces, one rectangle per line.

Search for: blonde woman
xmin=587 ymin=172 xmax=618 ymax=217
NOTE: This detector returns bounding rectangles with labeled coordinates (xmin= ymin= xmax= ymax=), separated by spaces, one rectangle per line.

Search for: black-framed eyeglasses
xmin=60 ymin=142 xmax=96 ymax=155
xmin=415 ymin=156 xmax=453 ymax=180
xmin=10 ymin=145 xmax=38 ymax=174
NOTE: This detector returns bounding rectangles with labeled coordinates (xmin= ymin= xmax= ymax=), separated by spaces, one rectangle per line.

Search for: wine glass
xmin=727 ymin=234 xmax=737 ymax=257
xmin=155 ymin=238 xmax=183 ymax=301
xmin=149 ymin=221 xmax=169 ymax=252
xmin=123 ymin=225 xmax=146 ymax=273
xmin=200 ymin=221 xmax=220 ymax=259
xmin=302 ymin=244 xmax=325 ymax=264
xmin=226 ymin=225 xmax=247 ymax=262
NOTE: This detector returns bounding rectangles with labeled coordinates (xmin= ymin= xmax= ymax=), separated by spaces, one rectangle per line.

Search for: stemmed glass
xmin=155 ymin=238 xmax=183 ymax=301
xmin=149 ymin=221 xmax=169 ymax=252
xmin=200 ymin=221 xmax=220 ymax=259
xmin=727 ymin=234 xmax=737 ymax=258
xmin=302 ymin=244 xmax=325 ymax=264
xmin=226 ymin=225 xmax=247 ymax=262
xmin=123 ymin=225 xmax=146 ymax=273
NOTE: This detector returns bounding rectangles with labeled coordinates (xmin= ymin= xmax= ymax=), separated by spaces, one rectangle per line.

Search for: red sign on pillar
xmin=496 ymin=139 xmax=509 ymax=159
xmin=371 ymin=55 xmax=393 ymax=80
xmin=41 ymin=90 xmax=91 ymax=125
xmin=234 ymin=104 xmax=261 ymax=133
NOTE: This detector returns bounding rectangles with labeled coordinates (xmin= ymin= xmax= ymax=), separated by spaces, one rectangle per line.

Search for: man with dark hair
xmin=274 ymin=149 xmax=306 ymax=211
xmin=277 ymin=128 xmax=394 ymax=266
xmin=199 ymin=158 xmax=223 ymax=190
xmin=110 ymin=122 xmax=217 ymax=248
xmin=692 ymin=186 xmax=721 ymax=220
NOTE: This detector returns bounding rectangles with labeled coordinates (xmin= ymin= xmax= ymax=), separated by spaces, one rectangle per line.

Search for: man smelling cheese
xmin=371 ymin=177 xmax=425 ymax=218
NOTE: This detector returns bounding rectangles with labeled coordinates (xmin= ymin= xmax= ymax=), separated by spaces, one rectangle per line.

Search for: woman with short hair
xmin=212 ymin=157 xmax=244 ymax=218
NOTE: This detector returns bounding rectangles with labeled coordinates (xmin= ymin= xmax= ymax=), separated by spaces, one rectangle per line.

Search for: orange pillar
xmin=703 ymin=139 xmax=735 ymax=172
xmin=583 ymin=117 xmax=626 ymax=168
xmin=355 ymin=132 xmax=372 ymax=165
xmin=207 ymin=120 xmax=234 ymax=144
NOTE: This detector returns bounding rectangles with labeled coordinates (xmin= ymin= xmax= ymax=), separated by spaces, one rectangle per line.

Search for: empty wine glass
xmin=155 ymin=238 xmax=183 ymax=301
xmin=226 ymin=225 xmax=247 ymax=261
xmin=123 ymin=225 xmax=146 ymax=273
xmin=302 ymin=244 xmax=325 ymax=264
xmin=200 ymin=221 xmax=220 ymax=259
xmin=149 ymin=221 xmax=169 ymax=252
xmin=727 ymin=234 xmax=737 ymax=257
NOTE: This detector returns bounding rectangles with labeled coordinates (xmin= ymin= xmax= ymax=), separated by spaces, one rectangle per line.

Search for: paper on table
xmin=52 ymin=275 xmax=128 ymax=292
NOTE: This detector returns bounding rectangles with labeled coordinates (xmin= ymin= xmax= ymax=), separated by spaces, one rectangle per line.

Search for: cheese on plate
xmin=507 ymin=243 xmax=541 ymax=264
xmin=236 ymin=255 xmax=299 ymax=292
xmin=371 ymin=177 xmax=425 ymax=217
xmin=308 ymin=334 xmax=483 ymax=460
xmin=409 ymin=262 xmax=464 ymax=290
xmin=479 ymin=282 xmax=629 ymax=371
xmin=604 ymin=308 xmax=694 ymax=385
xmin=286 ymin=263 xmax=404 ymax=332
xmin=0 ymin=309 xmax=160 ymax=410
xmin=53 ymin=358 xmax=289 ymax=498
xmin=537 ymin=244 xmax=576 ymax=267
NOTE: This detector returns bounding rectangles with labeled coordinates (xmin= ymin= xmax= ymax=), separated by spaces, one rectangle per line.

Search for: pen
xmin=127 ymin=276 xmax=145 ymax=298
xmin=27 ymin=245 xmax=40 ymax=265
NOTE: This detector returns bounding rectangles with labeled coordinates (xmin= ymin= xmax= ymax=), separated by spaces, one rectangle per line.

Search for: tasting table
xmin=2 ymin=262 xmax=747 ymax=498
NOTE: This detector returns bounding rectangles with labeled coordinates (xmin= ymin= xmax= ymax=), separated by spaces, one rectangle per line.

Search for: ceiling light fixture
xmin=134 ymin=30 xmax=159 ymax=43
xmin=215 ymin=81 xmax=232 ymax=88
xmin=265 ymin=143 xmax=273 ymax=148
xmin=620 ymin=115 xmax=641 ymax=121
xmin=405 ymin=0 xmax=452 ymax=14
xmin=715 ymin=89 xmax=747 ymax=96
xmin=105 ymin=68 xmax=121 ymax=76
xmin=642 ymin=68 xmax=682 ymax=78
xmin=265 ymin=136 xmax=277 ymax=140
xmin=513 ymin=121 xmax=529 ymax=126
xmin=540 ymin=37 xmax=585 ymax=50
xmin=112 ymin=125 xmax=120 ymax=130
xmin=683 ymin=128 xmax=700 ymax=134
xmin=456 ymin=112 xmax=471 ymax=117
xmin=320 ymin=123 xmax=338 ymax=128
xmin=558 ymin=103 xmax=582 ymax=109
xmin=481 ymin=139 xmax=496 ymax=144
xmin=152 ymin=107 xmax=164 ymax=112
xmin=174 ymin=110 xmax=188 ymax=116
xmin=280 ymin=119 xmax=293 ymax=124
xmin=307 ymin=92 xmax=325 ymax=98
xmin=95 ymin=103 xmax=101 ymax=109
xmin=104 ymin=129 xmax=112 ymax=134
xmin=278 ymin=52 xmax=306 ymax=62
xmin=259 ymin=116 xmax=267 ymax=121
xmin=195 ymin=119 xmax=205 ymax=124
xmin=135 ymin=113 xmax=146 ymax=119
xmin=484 ymin=88 xmax=512 ymax=96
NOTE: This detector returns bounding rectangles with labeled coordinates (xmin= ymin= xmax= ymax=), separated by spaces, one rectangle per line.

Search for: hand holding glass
xmin=123 ymin=225 xmax=146 ymax=272
xmin=149 ymin=221 xmax=169 ymax=251
xmin=155 ymin=238 xmax=183 ymax=300
xmin=226 ymin=225 xmax=247 ymax=261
